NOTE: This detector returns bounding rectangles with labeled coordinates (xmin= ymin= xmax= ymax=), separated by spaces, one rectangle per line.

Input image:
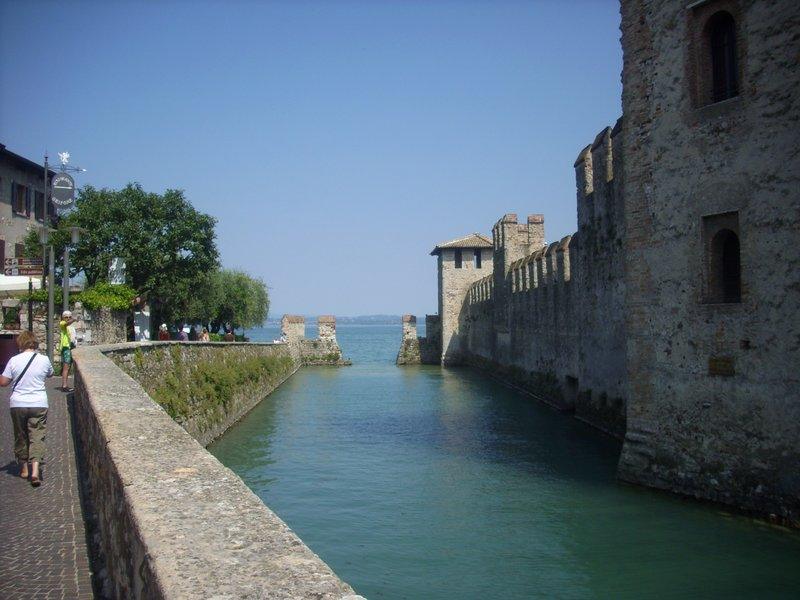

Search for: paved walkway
xmin=0 ymin=377 xmax=95 ymax=599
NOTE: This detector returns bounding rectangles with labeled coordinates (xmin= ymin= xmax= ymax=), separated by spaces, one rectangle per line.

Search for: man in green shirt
xmin=59 ymin=310 xmax=76 ymax=392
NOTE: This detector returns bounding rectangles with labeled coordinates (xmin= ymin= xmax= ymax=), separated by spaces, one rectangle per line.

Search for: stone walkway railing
xmin=73 ymin=343 xmax=363 ymax=599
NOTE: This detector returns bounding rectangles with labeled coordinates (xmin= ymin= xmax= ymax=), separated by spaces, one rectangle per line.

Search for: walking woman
xmin=0 ymin=331 xmax=53 ymax=487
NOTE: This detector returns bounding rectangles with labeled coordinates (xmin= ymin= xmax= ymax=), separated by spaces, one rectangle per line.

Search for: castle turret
xmin=431 ymin=233 xmax=494 ymax=365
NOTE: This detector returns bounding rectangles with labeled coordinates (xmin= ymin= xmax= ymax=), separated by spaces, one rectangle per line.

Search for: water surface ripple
xmin=209 ymin=325 xmax=800 ymax=599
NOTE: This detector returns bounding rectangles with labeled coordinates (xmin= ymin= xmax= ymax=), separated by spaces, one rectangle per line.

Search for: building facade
xmin=0 ymin=143 xmax=55 ymax=265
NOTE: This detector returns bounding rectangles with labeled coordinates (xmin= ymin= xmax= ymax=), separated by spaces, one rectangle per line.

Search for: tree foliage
xmin=24 ymin=183 xmax=269 ymax=333
xmin=42 ymin=183 xmax=219 ymax=325
xmin=187 ymin=269 xmax=269 ymax=331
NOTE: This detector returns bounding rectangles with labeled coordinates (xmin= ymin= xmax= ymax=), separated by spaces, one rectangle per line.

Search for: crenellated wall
xmin=398 ymin=0 xmax=800 ymax=526
xmin=447 ymin=134 xmax=627 ymax=437
xmin=281 ymin=314 xmax=350 ymax=365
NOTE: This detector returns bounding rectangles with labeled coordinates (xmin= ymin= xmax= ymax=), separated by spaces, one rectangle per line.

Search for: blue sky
xmin=0 ymin=0 xmax=622 ymax=317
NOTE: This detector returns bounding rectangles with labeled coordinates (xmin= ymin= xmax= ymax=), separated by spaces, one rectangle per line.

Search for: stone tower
xmin=617 ymin=0 xmax=800 ymax=523
xmin=490 ymin=214 xmax=546 ymax=364
xmin=431 ymin=233 xmax=493 ymax=365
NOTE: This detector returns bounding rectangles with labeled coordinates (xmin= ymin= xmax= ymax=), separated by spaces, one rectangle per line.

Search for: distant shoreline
xmin=264 ymin=315 xmax=406 ymax=326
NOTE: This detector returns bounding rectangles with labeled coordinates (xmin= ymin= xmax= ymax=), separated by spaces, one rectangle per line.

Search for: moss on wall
xmin=110 ymin=343 xmax=298 ymax=446
xmin=152 ymin=352 xmax=295 ymax=423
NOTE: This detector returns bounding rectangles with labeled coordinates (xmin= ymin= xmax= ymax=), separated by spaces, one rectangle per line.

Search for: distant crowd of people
xmin=156 ymin=323 xmax=235 ymax=342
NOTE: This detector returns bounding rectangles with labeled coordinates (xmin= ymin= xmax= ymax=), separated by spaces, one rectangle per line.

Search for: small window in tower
xmin=710 ymin=229 xmax=741 ymax=302
xmin=474 ymin=249 xmax=481 ymax=269
xmin=707 ymin=12 xmax=738 ymax=102
xmin=703 ymin=212 xmax=741 ymax=304
xmin=454 ymin=249 xmax=462 ymax=269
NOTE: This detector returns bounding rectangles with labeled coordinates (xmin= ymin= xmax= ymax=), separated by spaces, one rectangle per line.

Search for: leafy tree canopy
xmin=187 ymin=269 xmax=269 ymax=332
xmin=28 ymin=183 xmax=219 ymax=325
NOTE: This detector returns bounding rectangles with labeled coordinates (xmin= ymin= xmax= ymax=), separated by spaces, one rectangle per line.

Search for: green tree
xmin=38 ymin=183 xmax=218 ymax=333
xmin=195 ymin=269 xmax=269 ymax=333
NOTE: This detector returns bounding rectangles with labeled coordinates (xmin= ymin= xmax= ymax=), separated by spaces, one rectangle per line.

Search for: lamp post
xmin=38 ymin=226 xmax=56 ymax=363
xmin=63 ymin=227 xmax=85 ymax=312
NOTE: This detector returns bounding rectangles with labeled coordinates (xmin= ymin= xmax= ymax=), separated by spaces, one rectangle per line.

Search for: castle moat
xmin=209 ymin=325 xmax=800 ymax=599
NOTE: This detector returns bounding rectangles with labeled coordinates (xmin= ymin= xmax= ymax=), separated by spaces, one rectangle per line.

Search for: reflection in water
xmin=210 ymin=325 xmax=800 ymax=600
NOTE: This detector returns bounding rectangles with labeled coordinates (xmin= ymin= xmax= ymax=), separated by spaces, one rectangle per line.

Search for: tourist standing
xmin=199 ymin=328 xmax=210 ymax=342
xmin=0 ymin=331 xmax=53 ymax=487
xmin=158 ymin=323 xmax=170 ymax=341
xmin=59 ymin=310 xmax=76 ymax=392
xmin=177 ymin=326 xmax=189 ymax=342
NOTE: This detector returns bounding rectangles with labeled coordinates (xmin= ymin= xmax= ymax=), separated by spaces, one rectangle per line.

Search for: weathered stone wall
xmin=449 ymin=202 xmax=626 ymax=436
xmin=108 ymin=342 xmax=299 ymax=446
xmin=398 ymin=0 xmax=799 ymax=524
xmin=72 ymin=343 xmax=361 ymax=599
xmin=396 ymin=314 xmax=442 ymax=365
xmin=617 ymin=0 xmax=800 ymax=525
xmin=280 ymin=314 xmax=349 ymax=365
xmin=572 ymin=124 xmax=628 ymax=437
xmin=4 ymin=299 xmax=127 ymax=361
xmin=396 ymin=315 xmax=421 ymax=364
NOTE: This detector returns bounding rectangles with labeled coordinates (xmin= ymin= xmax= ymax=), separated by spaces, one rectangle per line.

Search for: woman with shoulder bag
xmin=0 ymin=331 xmax=54 ymax=487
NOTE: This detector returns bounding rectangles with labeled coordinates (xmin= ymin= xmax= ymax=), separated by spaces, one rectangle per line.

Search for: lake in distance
xmin=209 ymin=324 xmax=800 ymax=599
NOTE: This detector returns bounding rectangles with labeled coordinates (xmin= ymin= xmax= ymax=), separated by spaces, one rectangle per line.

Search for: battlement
xmin=317 ymin=315 xmax=336 ymax=343
xmin=401 ymin=314 xmax=417 ymax=342
xmin=468 ymin=274 xmax=494 ymax=304
xmin=280 ymin=315 xmax=306 ymax=341
xmin=506 ymin=235 xmax=573 ymax=295
xmin=576 ymin=122 xmax=623 ymax=236
xmin=491 ymin=212 xmax=546 ymax=274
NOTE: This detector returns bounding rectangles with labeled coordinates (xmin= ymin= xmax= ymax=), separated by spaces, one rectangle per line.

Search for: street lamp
xmin=63 ymin=227 xmax=86 ymax=312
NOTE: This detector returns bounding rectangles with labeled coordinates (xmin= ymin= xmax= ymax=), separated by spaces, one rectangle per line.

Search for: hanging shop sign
xmin=51 ymin=172 xmax=75 ymax=208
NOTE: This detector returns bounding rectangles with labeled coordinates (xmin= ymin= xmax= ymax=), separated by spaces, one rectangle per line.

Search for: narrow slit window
xmin=708 ymin=12 xmax=738 ymax=102
xmin=709 ymin=229 xmax=741 ymax=303
xmin=474 ymin=249 xmax=482 ymax=269
xmin=454 ymin=249 xmax=462 ymax=269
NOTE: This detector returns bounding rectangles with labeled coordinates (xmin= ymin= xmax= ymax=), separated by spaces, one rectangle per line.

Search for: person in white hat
xmin=59 ymin=310 xmax=76 ymax=391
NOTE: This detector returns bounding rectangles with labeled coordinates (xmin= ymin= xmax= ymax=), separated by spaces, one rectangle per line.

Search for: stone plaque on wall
xmin=708 ymin=356 xmax=735 ymax=377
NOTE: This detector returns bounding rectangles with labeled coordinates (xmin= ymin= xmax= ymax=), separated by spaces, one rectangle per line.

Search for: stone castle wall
xmin=399 ymin=0 xmax=799 ymax=525
xmin=457 ymin=185 xmax=627 ymax=437
xmin=616 ymin=0 xmax=800 ymax=525
xmin=281 ymin=314 xmax=351 ymax=365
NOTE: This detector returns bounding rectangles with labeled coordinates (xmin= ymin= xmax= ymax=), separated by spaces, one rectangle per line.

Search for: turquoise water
xmin=210 ymin=325 xmax=800 ymax=599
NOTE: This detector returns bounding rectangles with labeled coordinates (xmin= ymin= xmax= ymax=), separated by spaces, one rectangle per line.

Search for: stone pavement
xmin=0 ymin=377 xmax=95 ymax=599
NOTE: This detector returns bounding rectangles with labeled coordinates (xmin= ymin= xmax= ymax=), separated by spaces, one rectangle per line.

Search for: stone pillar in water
xmin=396 ymin=315 xmax=421 ymax=365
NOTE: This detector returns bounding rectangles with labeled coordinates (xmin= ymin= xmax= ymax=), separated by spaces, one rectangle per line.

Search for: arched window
xmin=708 ymin=12 xmax=738 ymax=102
xmin=709 ymin=229 xmax=741 ymax=302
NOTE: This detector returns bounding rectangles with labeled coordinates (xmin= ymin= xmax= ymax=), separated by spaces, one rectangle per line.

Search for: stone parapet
xmin=72 ymin=342 xmax=362 ymax=600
